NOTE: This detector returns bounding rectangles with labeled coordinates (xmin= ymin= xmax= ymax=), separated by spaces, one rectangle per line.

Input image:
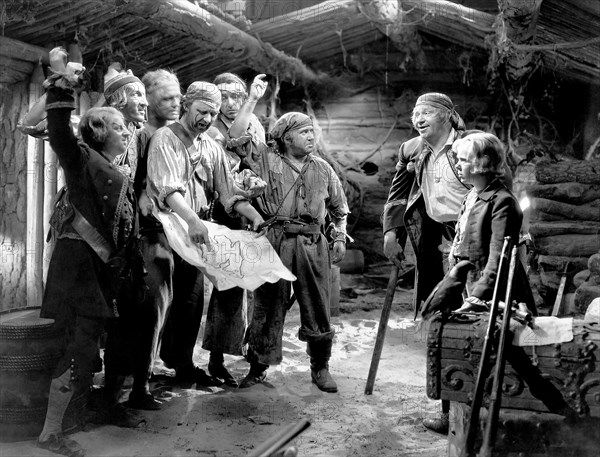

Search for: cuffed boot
xmin=38 ymin=369 xmax=85 ymax=457
xmin=239 ymin=361 xmax=268 ymax=389
xmin=308 ymin=340 xmax=337 ymax=393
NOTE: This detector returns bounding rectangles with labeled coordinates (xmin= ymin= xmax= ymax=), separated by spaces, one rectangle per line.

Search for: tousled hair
xmin=454 ymin=132 xmax=506 ymax=176
xmin=142 ymin=69 xmax=180 ymax=99
xmin=79 ymin=107 xmax=124 ymax=152
xmin=105 ymin=81 xmax=146 ymax=111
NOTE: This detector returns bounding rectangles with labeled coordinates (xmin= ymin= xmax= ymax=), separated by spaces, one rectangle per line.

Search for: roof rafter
xmin=114 ymin=0 xmax=327 ymax=85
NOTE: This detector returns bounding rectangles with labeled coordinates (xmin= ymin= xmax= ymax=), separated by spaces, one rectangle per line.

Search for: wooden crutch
xmin=364 ymin=264 xmax=399 ymax=395
xmin=461 ymin=237 xmax=512 ymax=457
xmin=364 ymin=231 xmax=407 ymax=395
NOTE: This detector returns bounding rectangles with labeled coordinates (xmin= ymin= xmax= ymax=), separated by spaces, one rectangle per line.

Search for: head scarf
xmin=182 ymin=81 xmax=221 ymax=112
xmin=216 ymin=82 xmax=247 ymax=96
xmin=269 ymin=112 xmax=313 ymax=140
xmin=104 ymin=69 xmax=142 ymax=100
xmin=415 ymin=92 xmax=466 ymax=131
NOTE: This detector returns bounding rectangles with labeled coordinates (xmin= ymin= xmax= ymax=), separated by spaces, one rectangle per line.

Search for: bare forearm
xmin=165 ymin=191 xmax=199 ymax=225
xmin=229 ymin=98 xmax=257 ymax=139
xmin=233 ymin=200 xmax=260 ymax=220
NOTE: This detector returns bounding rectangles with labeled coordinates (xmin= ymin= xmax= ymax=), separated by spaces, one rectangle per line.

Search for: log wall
xmin=525 ymin=159 xmax=600 ymax=294
xmin=313 ymin=89 xmax=411 ymax=262
xmin=0 ymin=76 xmax=81 ymax=313
xmin=0 ymin=82 xmax=29 ymax=312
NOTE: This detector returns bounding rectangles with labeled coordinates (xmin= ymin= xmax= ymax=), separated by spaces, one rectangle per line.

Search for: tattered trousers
xmin=245 ymin=229 xmax=334 ymax=366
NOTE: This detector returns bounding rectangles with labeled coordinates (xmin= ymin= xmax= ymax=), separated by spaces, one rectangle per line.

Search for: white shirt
xmin=420 ymin=129 xmax=469 ymax=222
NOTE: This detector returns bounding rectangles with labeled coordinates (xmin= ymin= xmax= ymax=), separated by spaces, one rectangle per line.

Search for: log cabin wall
xmin=525 ymin=159 xmax=600 ymax=306
xmin=0 ymin=63 xmax=73 ymax=313
xmin=0 ymin=82 xmax=29 ymax=312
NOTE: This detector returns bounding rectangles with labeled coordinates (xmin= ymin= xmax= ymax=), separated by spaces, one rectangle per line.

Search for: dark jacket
xmin=381 ymin=133 xmax=469 ymax=305
xmin=455 ymin=179 xmax=535 ymax=309
xmin=42 ymin=87 xmax=137 ymax=319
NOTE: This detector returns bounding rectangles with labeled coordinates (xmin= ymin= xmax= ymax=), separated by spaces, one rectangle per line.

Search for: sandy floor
xmin=0 ymin=271 xmax=448 ymax=457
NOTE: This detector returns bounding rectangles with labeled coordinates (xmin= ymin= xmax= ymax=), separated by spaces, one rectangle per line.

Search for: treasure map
xmin=154 ymin=210 xmax=296 ymax=291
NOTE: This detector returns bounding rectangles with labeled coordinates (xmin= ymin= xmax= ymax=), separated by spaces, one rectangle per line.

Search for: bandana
xmin=104 ymin=70 xmax=142 ymax=99
xmin=269 ymin=112 xmax=313 ymax=140
xmin=183 ymin=81 xmax=221 ymax=111
xmin=216 ymin=82 xmax=246 ymax=95
xmin=415 ymin=92 xmax=466 ymax=131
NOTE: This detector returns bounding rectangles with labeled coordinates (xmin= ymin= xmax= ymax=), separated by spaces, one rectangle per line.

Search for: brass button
xmin=107 ymin=179 xmax=113 ymax=185
xmin=103 ymin=195 xmax=108 ymax=200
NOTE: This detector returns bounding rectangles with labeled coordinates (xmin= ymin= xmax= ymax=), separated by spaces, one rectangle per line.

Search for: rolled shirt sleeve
xmin=147 ymin=126 xmax=249 ymax=216
xmin=326 ymin=164 xmax=349 ymax=236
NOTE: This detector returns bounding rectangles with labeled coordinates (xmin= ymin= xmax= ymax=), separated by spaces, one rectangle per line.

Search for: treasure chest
xmin=426 ymin=313 xmax=600 ymax=417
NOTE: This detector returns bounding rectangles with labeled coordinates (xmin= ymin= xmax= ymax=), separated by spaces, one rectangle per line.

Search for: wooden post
xmin=26 ymin=63 xmax=45 ymax=307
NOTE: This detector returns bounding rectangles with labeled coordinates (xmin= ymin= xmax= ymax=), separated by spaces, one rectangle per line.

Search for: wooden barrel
xmin=0 ymin=307 xmax=84 ymax=442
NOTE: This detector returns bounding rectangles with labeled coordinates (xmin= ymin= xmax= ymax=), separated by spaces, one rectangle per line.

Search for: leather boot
xmin=239 ymin=361 xmax=268 ymax=389
xmin=128 ymin=373 xmax=161 ymax=411
xmin=310 ymin=360 xmax=338 ymax=393
xmin=90 ymin=375 xmax=144 ymax=428
xmin=308 ymin=340 xmax=337 ymax=393
xmin=422 ymin=412 xmax=449 ymax=434
xmin=208 ymin=352 xmax=238 ymax=387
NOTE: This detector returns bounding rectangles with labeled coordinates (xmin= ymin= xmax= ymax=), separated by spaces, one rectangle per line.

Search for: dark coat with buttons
xmin=455 ymin=178 xmax=536 ymax=311
xmin=381 ymin=134 xmax=468 ymax=307
xmin=41 ymin=87 xmax=136 ymax=319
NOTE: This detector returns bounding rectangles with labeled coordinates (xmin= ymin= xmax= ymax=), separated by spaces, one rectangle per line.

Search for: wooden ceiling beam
xmin=360 ymin=0 xmax=496 ymax=49
xmin=0 ymin=36 xmax=49 ymax=86
xmin=113 ymin=0 xmax=327 ymax=86
xmin=0 ymin=36 xmax=49 ymax=66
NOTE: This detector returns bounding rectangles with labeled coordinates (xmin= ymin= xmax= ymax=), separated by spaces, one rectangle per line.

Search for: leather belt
xmin=272 ymin=220 xmax=321 ymax=235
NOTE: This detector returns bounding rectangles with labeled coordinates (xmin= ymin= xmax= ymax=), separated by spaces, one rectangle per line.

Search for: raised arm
xmin=44 ymin=47 xmax=86 ymax=172
xmin=229 ymin=74 xmax=267 ymax=140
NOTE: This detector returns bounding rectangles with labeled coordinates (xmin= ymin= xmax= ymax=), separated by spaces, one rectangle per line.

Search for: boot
xmin=310 ymin=360 xmax=338 ymax=393
xmin=208 ymin=352 xmax=238 ymax=387
xmin=422 ymin=413 xmax=449 ymax=434
xmin=89 ymin=375 xmax=145 ymax=428
xmin=423 ymin=400 xmax=449 ymax=434
xmin=128 ymin=374 xmax=161 ymax=411
xmin=308 ymin=340 xmax=338 ymax=393
xmin=239 ymin=361 xmax=268 ymax=389
xmin=38 ymin=369 xmax=85 ymax=457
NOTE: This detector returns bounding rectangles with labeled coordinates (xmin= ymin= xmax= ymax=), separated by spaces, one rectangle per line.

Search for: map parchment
xmin=154 ymin=210 xmax=296 ymax=291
